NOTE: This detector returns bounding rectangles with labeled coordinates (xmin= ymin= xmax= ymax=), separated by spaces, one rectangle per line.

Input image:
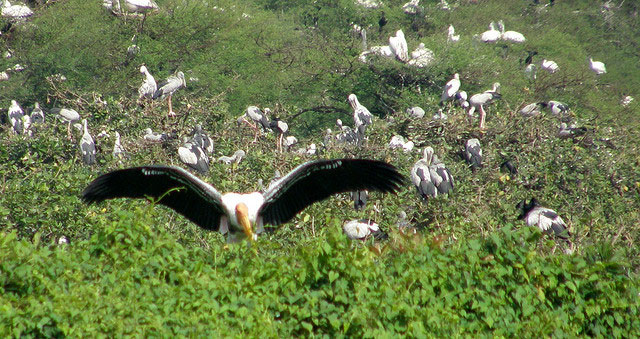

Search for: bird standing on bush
xmin=82 ymin=159 xmax=405 ymax=243
xmin=152 ymin=71 xmax=186 ymax=117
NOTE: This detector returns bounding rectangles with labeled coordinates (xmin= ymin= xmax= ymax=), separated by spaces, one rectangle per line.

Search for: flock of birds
xmin=4 ymin=0 xmax=629 ymax=251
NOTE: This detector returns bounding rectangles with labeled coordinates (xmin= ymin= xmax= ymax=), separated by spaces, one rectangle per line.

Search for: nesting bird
xmin=241 ymin=106 xmax=271 ymax=142
xmin=447 ymin=25 xmax=460 ymax=43
xmin=497 ymin=20 xmax=526 ymax=43
xmin=411 ymin=147 xmax=454 ymax=201
xmin=546 ymin=100 xmax=569 ymax=116
xmin=191 ymin=125 xmax=214 ymax=154
xmin=80 ymin=119 xmax=97 ymax=165
xmin=343 ymin=219 xmax=384 ymax=240
xmin=388 ymin=30 xmax=409 ymax=62
xmin=51 ymin=107 xmax=80 ymax=139
xmin=1 ymin=0 xmax=33 ymax=20
xmin=218 ymin=150 xmax=246 ymax=165
xmin=588 ymin=57 xmax=606 ymax=75
xmin=517 ymin=198 xmax=570 ymax=242
xmin=440 ymin=73 xmax=461 ymax=106
xmin=519 ymin=102 xmax=546 ymax=117
xmin=30 ymin=102 xmax=44 ymax=124
xmin=464 ymin=138 xmax=482 ymax=170
xmin=540 ymin=59 xmax=559 ymax=73
xmin=143 ymin=128 xmax=170 ymax=142
xmin=7 ymin=100 xmax=24 ymax=135
xmin=480 ymin=22 xmax=501 ymax=43
xmin=178 ymin=138 xmax=209 ymax=174
xmin=138 ymin=65 xmax=157 ymax=100
xmin=152 ymin=71 xmax=186 ymax=117
xmin=82 ymin=159 xmax=404 ymax=243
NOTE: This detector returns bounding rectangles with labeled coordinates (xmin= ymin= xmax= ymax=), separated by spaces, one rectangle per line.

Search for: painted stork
xmin=348 ymin=93 xmax=373 ymax=133
xmin=218 ymin=150 xmax=246 ymax=165
xmin=447 ymin=25 xmax=460 ymax=43
xmin=411 ymin=147 xmax=454 ymax=201
xmin=269 ymin=117 xmax=289 ymax=152
xmin=388 ymin=30 xmax=409 ymax=62
xmin=82 ymin=159 xmax=404 ymax=243
xmin=588 ymin=57 xmax=606 ymax=75
xmin=440 ymin=73 xmax=461 ymax=106
xmin=343 ymin=219 xmax=384 ymax=241
xmin=138 ymin=65 xmax=157 ymax=100
xmin=7 ymin=100 xmax=24 ymax=134
xmin=480 ymin=22 xmax=500 ymax=43
xmin=464 ymin=138 xmax=482 ymax=170
xmin=497 ymin=20 xmax=526 ymax=43
xmin=80 ymin=119 xmax=97 ymax=165
xmin=152 ymin=71 xmax=186 ymax=117
xmin=51 ymin=107 xmax=80 ymax=139
xmin=351 ymin=190 xmax=368 ymax=211
xmin=2 ymin=0 xmax=33 ymax=20
xmin=540 ymin=59 xmax=559 ymax=73
xmin=30 ymin=102 xmax=44 ymax=124
xmin=178 ymin=139 xmax=209 ymax=174
xmin=517 ymin=198 xmax=570 ymax=242
xmin=467 ymin=83 xmax=501 ymax=129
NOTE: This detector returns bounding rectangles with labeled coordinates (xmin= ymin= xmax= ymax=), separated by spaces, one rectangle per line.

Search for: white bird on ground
xmin=80 ymin=119 xmax=97 ymax=165
xmin=517 ymin=198 xmax=571 ymax=242
xmin=407 ymin=43 xmax=435 ymax=68
xmin=497 ymin=20 xmax=526 ymax=43
xmin=447 ymin=25 xmax=460 ymax=43
xmin=524 ymin=63 xmax=537 ymax=81
xmin=389 ymin=30 xmax=409 ymax=62
xmin=218 ymin=150 xmax=246 ymax=165
xmin=467 ymin=83 xmax=501 ymax=129
xmin=82 ymin=159 xmax=404 ymax=243
xmin=30 ymin=102 xmax=44 ymax=124
xmin=480 ymin=22 xmax=501 ymax=43
xmin=178 ymin=138 xmax=209 ymax=174
xmin=464 ymin=138 xmax=482 ymax=170
xmin=406 ymin=106 xmax=425 ymax=119
xmin=112 ymin=131 xmax=127 ymax=159
xmin=143 ymin=128 xmax=169 ymax=142
xmin=455 ymin=91 xmax=469 ymax=109
xmin=588 ymin=57 xmax=606 ymax=75
xmin=152 ymin=71 xmax=186 ymax=117
xmin=7 ymin=100 xmax=24 ymax=134
xmin=348 ymin=93 xmax=373 ymax=135
xmin=402 ymin=0 xmax=421 ymax=15
xmin=138 ymin=65 xmax=157 ymax=100
xmin=411 ymin=147 xmax=454 ymax=201
xmin=540 ymin=59 xmax=559 ymax=73
xmin=284 ymin=136 xmax=298 ymax=150
xmin=51 ymin=107 xmax=80 ymax=139
xmin=343 ymin=219 xmax=383 ymax=240
xmin=440 ymin=73 xmax=461 ymax=106
xmin=2 ymin=0 xmax=33 ymax=20
xmin=124 ymin=0 xmax=158 ymax=14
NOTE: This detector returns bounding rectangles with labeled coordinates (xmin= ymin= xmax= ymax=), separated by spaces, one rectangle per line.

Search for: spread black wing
xmin=81 ymin=165 xmax=225 ymax=231
xmin=260 ymin=159 xmax=405 ymax=227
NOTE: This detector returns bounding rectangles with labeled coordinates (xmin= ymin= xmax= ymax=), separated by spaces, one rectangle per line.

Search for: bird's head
xmin=235 ymin=203 xmax=256 ymax=241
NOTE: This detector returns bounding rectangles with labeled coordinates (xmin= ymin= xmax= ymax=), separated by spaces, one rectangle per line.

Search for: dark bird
xmin=517 ymin=198 xmax=571 ymax=242
xmin=464 ymin=138 xmax=482 ymax=170
xmin=178 ymin=138 xmax=209 ymax=174
xmin=82 ymin=159 xmax=405 ymax=243
xmin=411 ymin=147 xmax=454 ymax=201
xmin=351 ymin=190 xmax=368 ymax=211
xmin=500 ymin=160 xmax=518 ymax=176
xmin=191 ymin=125 xmax=214 ymax=153
xmin=378 ymin=11 xmax=387 ymax=33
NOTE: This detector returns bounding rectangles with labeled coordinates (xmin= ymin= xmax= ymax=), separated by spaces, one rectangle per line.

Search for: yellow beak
xmin=235 ymin=203 xmax=255 ymax=241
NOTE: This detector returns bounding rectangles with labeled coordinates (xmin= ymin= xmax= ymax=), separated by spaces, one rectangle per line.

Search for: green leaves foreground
xmin=0 ymin=207 xmax=638 ymax=337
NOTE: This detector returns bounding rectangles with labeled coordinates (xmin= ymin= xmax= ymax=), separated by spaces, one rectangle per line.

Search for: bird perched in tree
xmin=143 ymin=128 xmax=170 ymax=143
xmin=82 ymin=159 xmax=404 ymax=243
xmin=378 ymin=11 xmax=387 ymax=33
xmin=52 ymin=107 xmax=80 ymax=140
xmin=30 ymin=102 xmax=44 ymax=124
xmin=269 ymin=117 xmax=289 ymax=153
xmin=411 ymin=147 xmax=454 ymax=201
xmin=464 ymin=138 xmax=482 ymax=170
xmin=557 ymin=123 xmax=588 ymax=140
xmin=124 ymin=0 xmax=158 ymax=14
xmin=80 ymin=119 xmax=97 ymax=165
xmin=388 ymin=30 xmax=409 ymax=62
xmin=178 ymin=138 xmax=209 ymax=174
xmin=138 ymin=65 xmax=157 ymax=100
xmin=348 ymin=93 xmax=373 ymax=131
xmin=1 ymin=0 xmax=33 ymax=20
xmin=191 ymin=125 xmax=214 ymax=154
xmin=343 ymin=219 xmax=385 ymax=240
xmin=540 ymin=59 xmax=559 ymax=74
xmin=152 ymin=71 xmax=186 ymax=117
xmin=241 ymin=106 xmax=271 ymax=142
xmin=467 ymin=83 xmax=501 ymax=129
xmin=496 ymin=20 xmax=525 ymax=43
xmin=7 ymin=100 xmax=24 ymax=135
xmin=588 ymin=57 xmax=606 ymax=75
xmin=546 ymin=100 xmax=569 ymax=116
xmin=112 ymin=131 xmax=127 ymax=159
xmin=519 ymin=102 xmax=546 ymax=117
xmin=517 ymin=198 xmax=571 ymax=242
xmin=440 ymin=73 xmax=461 ymax=106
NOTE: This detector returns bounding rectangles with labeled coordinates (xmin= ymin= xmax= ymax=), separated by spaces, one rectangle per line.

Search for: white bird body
xmin=480 ymin=22 xmax=501 ymax=43
xmin=30 ymin=102 xmax=44 ymax=123
xmin=440 ymin=73 xmax=461 ymax=104
xmin=517 ymin=198 xmax=570 ymax=241
xmin=541 ymin=59 xmax=559 ymax=73
xmin=112 ymin=131 xmax=126 ymax=158
xmin=218 ymin=150 xmax=246 ymax=165
xmin=389 ymin=30 xmax=409 ymax=62
xmin=411 ymin=147 xmax=454 ymax=200
xmin=143 ymin=128 xmax=168 ymax=142
xmin=348 ymin=94 xmax=373 ymax=129
xmin=124 ymin=0 xmax=158 ymax=13
xmin=389 ymin=135 xmax=406 ymax=149
xmin=447 ymin=25 xmax=460 ymax=43
xmin=621 ymin=96 xmax=634 ymax=106
xmin=2 ymin=0 xmax=33 ymax=19
xmin=497 ymin=20 xmax=525 ymax=43
xmin=80 ymin=119 xmax=97 ymax=165
xmin=8 ymin=100 xmax=24 ymax=134
xmin=178 ymin=140 xmax=209 ymax=174
xmin=519 ymin=102 xmax=545 ymax=117
xmin=524 ymin=63 xmax=537 ymax=81
xmin=407 ymin=106 xmax=425 ymax=119
xmin=343 ymin=219 xmax=380 ymax=240
xmin=467 ymin=83 xmax=501 ymax=129
xmin=402 ymin=0 xmax=420 ymax=15
xmin=464 ymin=138 xmax=482 ymax=169
xmin=284 ymin=136 xmax=298 ymax=149
xmin=369 ymin=45 xmax=394 ymax=58
xmin=547 ymin=100 xmax=569 ymax=116
xmin=153 ymin=71 xmax=186 ymax=116
xmin=138 ymin=65 xmax=157 ymax=99
xmin=588 ymin=57 xmax=606 ymax=75
xmin=82 ymin=160 xmax=404 ymax=243
xmin=407 ymin=43 xmax=434 ymax=68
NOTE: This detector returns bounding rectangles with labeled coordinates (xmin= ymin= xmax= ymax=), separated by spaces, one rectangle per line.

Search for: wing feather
xmin=82 ymin=165 xmax=224 ymax=231
xmin=260 ymin=159 xmax=404 ymax=226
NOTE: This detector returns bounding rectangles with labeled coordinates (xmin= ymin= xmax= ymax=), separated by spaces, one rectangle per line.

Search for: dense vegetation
xmin=1 ymin=0 xmax=639 ymax=336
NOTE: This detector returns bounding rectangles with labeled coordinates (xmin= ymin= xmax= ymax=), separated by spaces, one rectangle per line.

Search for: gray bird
xmin=51 ymin=107 xmax=80 ymax=139
xmin=351 ymin=190 xmax=368 ymax=211
xmin=178 ymin=138 xmax=209 ymax=174
xmin=30 ymin=102 xmax=45 ymax=124
xmin=80 ymin=119 xmax=97 ymax=165
xmin=517 ymin=198 xmax=570 ymax=241
xmin=152 ymin=71 xmax=186 ymax=117
xmin=464 ymin=138 xmax=482 ymax=170
xmin=411 ymin=147 xmax=454 ymax=201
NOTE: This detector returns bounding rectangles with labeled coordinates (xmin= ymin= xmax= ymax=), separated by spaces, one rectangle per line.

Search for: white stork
xmin=464 ymin=138 xmax=482 ymax=170
xmin=152 ymin=71 xmax=186 ymax=117
xmin=466 ymin=83 xmax=501 ymax=129
xmin=2 ymin=0 xmax=33 ymax=20
xmin=138 ymin=65 xmax=157 ymax=100
xmin=588 ymin=57 xmax=606 ymax=75
xmin=411 ymin=147 xmax=454 ymax=201
xmin=540 ymin=59 xmax=559 ymax=73
xmin=80 ymin=119 xmax=97 ymax=165
xmin=82 ymin=159 xmax=404 ymax=243
xmin=480 ymin=22 xmax=500 ymax=43
xmin=497 ymin=20 xmax=526 ymax=43
xmin=517 ymin=198 xmax=571 ymax=242
xmin=388 ymin=29 xmax=409 ymax=62
xmin=447 ymin=25 xmax=460 ymax=43
xmin=440 ymin=73 xmax=461 ymax=106
xmin=7 ymin=100 xmax=24 ymax=134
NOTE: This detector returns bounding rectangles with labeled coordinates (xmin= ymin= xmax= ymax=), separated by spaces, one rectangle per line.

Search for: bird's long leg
xmin=279 ymin=133 xmax=284 ymax=153
xmin=167 ymin=94 xmax=176 ymax=117
xmin=479 ymin=105 xmax=486 ymax=129
xmin=66 ymin=123 xmax=72 ymax=140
